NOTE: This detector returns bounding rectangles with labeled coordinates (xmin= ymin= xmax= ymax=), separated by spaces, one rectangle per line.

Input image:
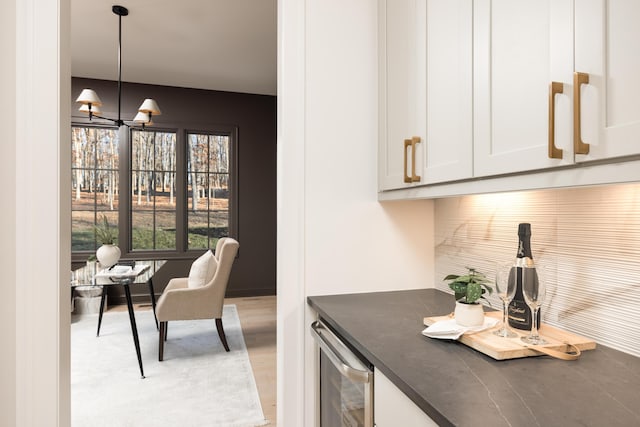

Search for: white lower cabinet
xmin=374 ymin=370 xmax=438 ymax=427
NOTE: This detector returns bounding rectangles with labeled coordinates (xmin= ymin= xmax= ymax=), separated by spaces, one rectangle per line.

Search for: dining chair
xmin=156 ymin=237 xmax=239 ymax=361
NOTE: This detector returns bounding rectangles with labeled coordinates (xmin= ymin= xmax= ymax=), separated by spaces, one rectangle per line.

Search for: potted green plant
xmin=444 ymin=267 xmax=493 ymax=326
xmin=94 ymin=214 xmax=120 ymax=268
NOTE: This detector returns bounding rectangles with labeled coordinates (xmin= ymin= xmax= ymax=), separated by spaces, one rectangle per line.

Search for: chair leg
xmin=159 ymin=321 xmax=166 ymax=361
xmin=215 ymin=318 xmax=230 ymax=352
xmin=164 ymin=321 xmax=168 ymax=341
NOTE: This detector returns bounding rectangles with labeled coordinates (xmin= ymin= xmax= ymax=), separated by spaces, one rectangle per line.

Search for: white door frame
xmin=7 ymin=0 xmax=308 ymax=425
xmin=4 ymin=0 xmax=71 ymax=425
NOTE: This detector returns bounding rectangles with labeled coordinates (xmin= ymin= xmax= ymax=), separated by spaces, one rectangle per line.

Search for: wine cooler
xmin=311 ymin=320 xmax=373 ymax=427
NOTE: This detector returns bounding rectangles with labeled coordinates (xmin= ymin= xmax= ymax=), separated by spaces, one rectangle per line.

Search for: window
xmin=187 ymin=132 xmax=231 ymax=250
xmin=71 ymin=124 xmax=236 ymax=260
xmin=71 ymin=126 xmax=119 ymax=251
xmin=130 ymin=129 xmax=177 ymax=251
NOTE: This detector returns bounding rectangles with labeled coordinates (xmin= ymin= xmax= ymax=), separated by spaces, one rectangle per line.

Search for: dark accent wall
xmin=71 ymin=77 xmax=276 ymax=301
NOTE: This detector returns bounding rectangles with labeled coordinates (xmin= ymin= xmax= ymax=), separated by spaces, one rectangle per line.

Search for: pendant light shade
xmin=133 ymin=111 xmax=153 ymax=126
xmin=138 ymin=98 xmax=162 ymax=116
xmin=75 ymin=5 xmax=160 ymax=128
xmin=76 ymin=89 xmax=103 ymax=106
xmin=79 ymin=104 xmax=102 ymax=115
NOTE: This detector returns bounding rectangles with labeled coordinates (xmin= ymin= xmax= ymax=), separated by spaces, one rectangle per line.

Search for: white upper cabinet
xmin=379 ymin=0 xmax=640 ymax=199
xmin=379 ymin=0 xmax=473 ymax=191
xmin=379 ymin=0 xmax=425 ymax=190
xmin=473 ymin=0 xmax=575 ymax=177
xmin=421 ymin=0 xmax=473 ymax=184
xmin=574 ymin=0 xmax=640 ymax=162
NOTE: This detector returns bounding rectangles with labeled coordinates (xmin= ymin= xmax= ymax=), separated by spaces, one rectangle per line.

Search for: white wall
xmin=2 ymin=0 xmax=71 ymax=425
xmin=304 ymin=1 xmax=433 ymax=297
xmin=277 ymin=0 xmax=434 ymax=425
xmin=277 ymin=0 xmax=307 ymax=425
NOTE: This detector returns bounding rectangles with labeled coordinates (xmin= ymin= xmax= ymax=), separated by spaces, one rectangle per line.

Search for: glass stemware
xmin=493 ymin=262 xmax=517 ymax=338
xmin=520 ymin=265 xmax=547 ymax=345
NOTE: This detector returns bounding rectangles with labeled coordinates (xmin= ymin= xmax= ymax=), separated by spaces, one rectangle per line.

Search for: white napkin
xmin=109 ymin=265 xmax=132 ymax=275
xmin=422 ymin=317 xmax=499 ymax=340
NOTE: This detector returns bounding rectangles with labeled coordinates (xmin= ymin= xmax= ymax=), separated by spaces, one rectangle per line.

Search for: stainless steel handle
xmin=310 ymin=320 xmax=371 ymax=384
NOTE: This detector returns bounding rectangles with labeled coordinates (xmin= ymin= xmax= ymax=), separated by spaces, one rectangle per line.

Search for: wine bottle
xmin=507 ymin=223 xmax=540 ymax=330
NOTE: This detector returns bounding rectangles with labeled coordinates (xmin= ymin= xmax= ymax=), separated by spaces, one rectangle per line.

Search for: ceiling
xmin=71 ymin=0 xmax=277 ymax=96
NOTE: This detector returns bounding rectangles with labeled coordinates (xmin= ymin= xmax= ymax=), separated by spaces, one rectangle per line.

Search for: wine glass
xmin=520 ymin=265 xmax=547 ymax=345
xmin=493 ymin=262 xmax=517 ymax=338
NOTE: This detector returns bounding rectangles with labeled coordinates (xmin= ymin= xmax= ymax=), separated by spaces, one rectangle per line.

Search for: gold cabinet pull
xmin=573 ymin=72 xmax=590 ymax=155
xmin=403 ymin=137 xmax=421 ymax=183
xmin=410 ymin=136 xmax=421 ymax=183
xmin=548 ymin=82 xmax=564 ymax=159
xmin=403 ymin=139 xmax=411 ymax=183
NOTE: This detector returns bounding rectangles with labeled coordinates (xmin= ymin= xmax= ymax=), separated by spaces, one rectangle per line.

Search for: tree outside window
xmin=71 ymin=126 xmax=119 ymax=251
xmin=187 ymin=133 xmax=230 ymax=250
xmin=71 ymin=125 xmax=235 ymax=259
xmin=131 ymin=129 xmax=177 ymax=251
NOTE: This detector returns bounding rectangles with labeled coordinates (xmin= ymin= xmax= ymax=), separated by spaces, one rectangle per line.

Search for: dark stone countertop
xmin=307 ymin=288 xmax=640 ymax=427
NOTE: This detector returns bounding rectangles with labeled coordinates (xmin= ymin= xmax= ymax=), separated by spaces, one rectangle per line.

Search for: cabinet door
xmin=379 ymin=0 xmax=473 ymax=190
xmin=473 ymin=0 xmax=575 ymax=177
xmin=379 ymin=0 xmax=426 ymax=190
xmin=574 ymin=0 xmax=640 ymax=162
xmin=374 ymin=370 xmax=438 ymax=427
xmin=418 ymin=0 xmax=473 ymax=184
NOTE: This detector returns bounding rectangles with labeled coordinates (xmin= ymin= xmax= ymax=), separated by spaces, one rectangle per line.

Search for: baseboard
xmin=225 ymin=288 xmax=276 ymax=298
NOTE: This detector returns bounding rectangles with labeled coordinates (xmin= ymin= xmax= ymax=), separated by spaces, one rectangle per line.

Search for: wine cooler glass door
xmin=311 ymin=320 xmax=373 ymax=427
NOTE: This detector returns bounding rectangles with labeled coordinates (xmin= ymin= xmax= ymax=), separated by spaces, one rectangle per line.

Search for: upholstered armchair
xmin=156 ymin=237 xmax=239 ymax=361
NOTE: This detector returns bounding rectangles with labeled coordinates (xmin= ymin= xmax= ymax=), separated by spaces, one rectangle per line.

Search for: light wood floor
xmin=226 ymin=295 xmax=277 ymax=426
xmin=107 ymin=295 xmax=278 ymax=426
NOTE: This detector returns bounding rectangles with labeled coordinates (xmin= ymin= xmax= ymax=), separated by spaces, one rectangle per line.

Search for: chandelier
xmin=75 ymin=5 xmax=161 ymax=128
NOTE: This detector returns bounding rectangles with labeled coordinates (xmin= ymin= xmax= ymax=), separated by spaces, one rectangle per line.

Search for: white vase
xmin=454 ymin=301 xmax=485 ymax=327
xmin=96 ymin=244 xmax=121 ymax=268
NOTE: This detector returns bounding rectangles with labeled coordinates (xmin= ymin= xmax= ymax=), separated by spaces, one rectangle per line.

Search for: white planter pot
xmin=454 ymin=301 xmax=485 ymax=327
xmin=96 ymin=244 xmax=121 ymax=268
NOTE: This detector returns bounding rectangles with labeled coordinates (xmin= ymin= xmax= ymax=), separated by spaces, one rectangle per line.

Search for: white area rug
xmin=71 ymin=305 xmax=269 ymax=427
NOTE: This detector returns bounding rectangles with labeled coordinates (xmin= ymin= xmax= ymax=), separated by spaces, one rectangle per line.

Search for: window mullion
xmin=176 ymin=130 xmax=187 ymax=253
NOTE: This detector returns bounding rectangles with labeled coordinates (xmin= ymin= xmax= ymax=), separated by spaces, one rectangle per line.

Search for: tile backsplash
xmin=434 ymin=183 xmax=640 ymax=357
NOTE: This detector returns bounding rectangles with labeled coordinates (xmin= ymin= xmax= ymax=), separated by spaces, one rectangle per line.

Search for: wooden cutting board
xmin=423 ymin=311 xmax=596 ymax=360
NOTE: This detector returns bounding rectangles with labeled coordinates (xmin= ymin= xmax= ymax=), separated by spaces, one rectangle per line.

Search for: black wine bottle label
xmin=507 ymin=223 xmax=540 ymax=330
